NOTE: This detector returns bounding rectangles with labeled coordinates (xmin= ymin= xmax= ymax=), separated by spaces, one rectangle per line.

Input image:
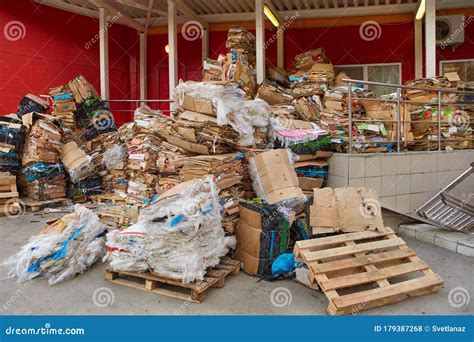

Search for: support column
xmin=255 ymin=0 xmax=265 ymax=83
xmin=414 ymin=19 xmax=423 ymax=78
xmin=202 ymin=28 xmax=209 ymax=62
xmin=425 ymin=0 xmax=436 ymax=78
xmin=99 ymin=7 xmax=109 ymax=100
xmin=277 ymin=27 xmax=284 ymax=69
xmin=139 ymin=32 xmax=147 ymax=101
xmin=168 ymin=0 xmax=178 ymax=108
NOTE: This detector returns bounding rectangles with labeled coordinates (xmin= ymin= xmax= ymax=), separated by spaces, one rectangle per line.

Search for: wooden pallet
xmin=294 ymin=227 xmax=444 ymax=315
xmin=22 ymin=197 xmax=68 ymax=212
xmin=0 ymin=174 xmax=18 ymax=199
xmin=105 ymin=258 xmax=240 ymax=303
xmin=92 ymin=193 xmax=127 ymax=205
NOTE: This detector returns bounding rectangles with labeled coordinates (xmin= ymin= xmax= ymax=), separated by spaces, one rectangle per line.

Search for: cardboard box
xmin=252 ymin=149 xmax=305 ymax=205
xmin=61 ymin=141 xmax=89 ymax=171
xmin=298 ymin=177 xmax=324 ymax=192
xmin=179 ymin=95 xmax=216 ymax=116
xmin=234 ymin=204 xmax=291 ymax=277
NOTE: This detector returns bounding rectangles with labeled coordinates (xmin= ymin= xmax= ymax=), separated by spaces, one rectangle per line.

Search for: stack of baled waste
xmin=105 ymin=176 xmax=236 ymax=283
xmin=3 ymin=204 xmax=106 ymax=285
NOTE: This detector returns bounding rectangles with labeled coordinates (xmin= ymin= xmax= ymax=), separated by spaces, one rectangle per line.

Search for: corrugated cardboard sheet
xmin=253 ymin=149 xmax=305 ymax=205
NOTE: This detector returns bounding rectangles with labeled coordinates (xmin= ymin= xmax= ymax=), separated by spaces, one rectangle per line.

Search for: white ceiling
xmin=34 ymin=0 xmax=473 ymax=28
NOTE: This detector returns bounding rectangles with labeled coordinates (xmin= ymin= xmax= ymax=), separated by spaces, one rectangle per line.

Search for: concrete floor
xmin=0 ymin=210 xmax=473 ymax=316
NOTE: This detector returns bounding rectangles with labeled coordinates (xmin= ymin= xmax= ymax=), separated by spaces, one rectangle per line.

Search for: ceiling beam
xmin=90 ymin=0 xmax=146 ymax=31
xmin=115 ymin=0 xmax=167 ymax=16
xmin=198 ymin=2 xmax=418 ymax=21
xmin=265 ymin=0 xmax=284 ymax=24
xmin=145 ymin=0 xmax=154 ymax=28
xmin=35 ymin=0 xmax=99 ymax=19
xmin=176 ymin=0 xmax=208 ymax=28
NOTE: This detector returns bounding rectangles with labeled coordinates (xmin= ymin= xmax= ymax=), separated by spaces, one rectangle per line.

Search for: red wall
xmin=0 ymin=0 xmax=137 ymax=124
xmin=2 ymin=2 xmax=474 ymax=122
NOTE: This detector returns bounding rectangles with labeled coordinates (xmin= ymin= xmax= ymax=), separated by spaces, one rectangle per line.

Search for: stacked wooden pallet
xmin=105 ymin=258 xmax=240 ymax=303
xmin=294 ymin=227 xmax=444 ymax=315
xmin=0 ymin=172 xmax=20 ymax=217
xmin=21 ymin=197 xmax=67 ymax=213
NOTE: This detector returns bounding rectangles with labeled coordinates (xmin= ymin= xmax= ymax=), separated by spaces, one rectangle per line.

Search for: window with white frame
xmin=334 ymin=63 xmax=402 ymax=96
xmin=440 ymin=59 xmax=474 ymax=82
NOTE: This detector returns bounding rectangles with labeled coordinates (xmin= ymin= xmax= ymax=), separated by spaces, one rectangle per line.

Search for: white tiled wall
xmin=327 ymin=150 xmax=474 ymax=214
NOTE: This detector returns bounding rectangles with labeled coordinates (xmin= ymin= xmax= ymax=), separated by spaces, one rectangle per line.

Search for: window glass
xmin=334 ymin=66 xmax=364 ymax=81
xmin=441 ymin=61 xmax=474 ymax=82
xmin=367 ymin=65 xmax=400 ymax=96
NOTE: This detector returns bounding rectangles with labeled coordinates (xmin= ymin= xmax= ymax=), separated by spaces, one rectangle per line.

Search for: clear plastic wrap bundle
xmin=103 ymin=144 xmax=126 ymax=170
xmin=103 ymin=176 xmax=236 ymax=280
xmin=235 ymin=99 xmax=271 ymax=146
xmin=139 ymin=176 xmax=236 ymax=283
xmin=103 ymin=222 xmax=148 ymax=273
xmin=3 ymin=204 xmax=106 ymax=285
xmin=175 ymin=81 xmax=268 ymax=147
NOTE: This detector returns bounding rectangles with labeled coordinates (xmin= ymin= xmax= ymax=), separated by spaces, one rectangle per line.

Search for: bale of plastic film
xmin=140 ymin=176 xmax=236 ymax=283
xmin=2 ymin=204 xmax=106 ymax=285
xmin=104 ymin=222 xmax=149 ymax=273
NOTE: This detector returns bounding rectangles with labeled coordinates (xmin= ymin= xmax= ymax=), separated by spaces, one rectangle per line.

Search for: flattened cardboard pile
xmin=0 ymin=116 xmax=25 ymax=174
xmin=318 ymin=86 xmax=375 ymax=152
xmin=310 ymin=187 xmax=384 ymax=235
xmin=20 ymin=113 xmax=66 ymax=201
xmin=202 ymin=58 xmax=224 ymax=81
xmin=50 ymin=85 xmax=76 ymax=129
xmin=293 ymin=95 xmax=323 ymax=121
xmin=225 ymin=26 xmax=256 ymax=68
xmin=173 ymin=81 xmax=269 ymax=149
xmin=403 ymin=74 xmax=473 ymax=151
xmin=17 ymin=94 xmax=48 ymax=118
xmin=69 ymin=75 xmax=100 ymax=104
xmin=61 ymin=141 xmax=102 ymax=199
xmin=290 ymin=49 xmax=334 ymax=97
xmin=124 ymin=126 xmax=161 ymax=202
xmin=256 ymin=80 xmax=293 ymax=105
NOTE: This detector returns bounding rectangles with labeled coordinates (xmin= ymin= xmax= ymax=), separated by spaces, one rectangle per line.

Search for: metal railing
xmin=344 ymin=78 xmax=474 ymax=154
xmin=104 ymin=99 xmax=174 ymax=115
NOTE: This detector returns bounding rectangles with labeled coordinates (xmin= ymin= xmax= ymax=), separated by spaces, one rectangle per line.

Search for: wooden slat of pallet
xmin=311 ymin=248 xmax=416 ymax=275
xmin=332 ymin=274 xmax=444 ymax=310
xmin=303 ymin=237 xmax=406 ymax=262
xmin=321 ymin=260 xmax=429 ymax=291
xmin=294 ymin=229 xmax=393 ymax=258
xmin=105 ymin=259 xmax=240 ymax=303
xmin=0 ymin=192 xmax=19 ymax=199
xmin=22 ymin=197 xmax=67 ymax=212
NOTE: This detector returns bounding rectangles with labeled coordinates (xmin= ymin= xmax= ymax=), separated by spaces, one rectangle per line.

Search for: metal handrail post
xmin=438 ymin=91 xmax=442 ymax=151
xmin=348 ymin=82 xmax=353 ymax=154
xmin=396 ymin=87 xmax=402 ymax=152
